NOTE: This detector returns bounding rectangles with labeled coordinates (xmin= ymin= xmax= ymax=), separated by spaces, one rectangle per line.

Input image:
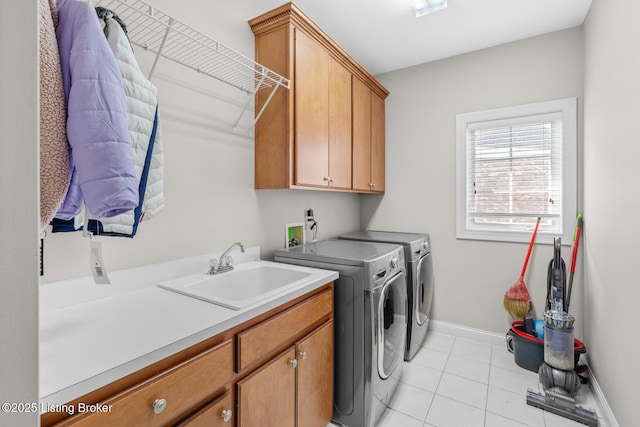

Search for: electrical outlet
xmin=304 ymin=208 xmax=318 ymax=242
xmin=305 ymin=208 xmax=314 ymax=225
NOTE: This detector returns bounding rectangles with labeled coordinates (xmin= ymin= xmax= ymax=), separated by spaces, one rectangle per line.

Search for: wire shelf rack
xmin=93 ymin=0 xmax=289 ymax=130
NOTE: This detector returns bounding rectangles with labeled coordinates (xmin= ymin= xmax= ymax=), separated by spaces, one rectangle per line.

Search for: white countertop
xmin=39 ymin=247 xmax=337 ymax=409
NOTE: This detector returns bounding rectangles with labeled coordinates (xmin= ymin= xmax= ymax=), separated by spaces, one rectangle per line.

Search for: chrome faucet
xmin=208 ymin=242 xmax=245 ymax=274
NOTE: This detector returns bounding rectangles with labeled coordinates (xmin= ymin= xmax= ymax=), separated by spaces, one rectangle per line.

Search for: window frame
xmin=456 ymin=98 xmax=577 ymax=244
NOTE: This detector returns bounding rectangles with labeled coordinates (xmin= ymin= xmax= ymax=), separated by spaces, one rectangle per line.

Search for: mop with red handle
xmin=503 ymin=217 xmax=541 ymax=319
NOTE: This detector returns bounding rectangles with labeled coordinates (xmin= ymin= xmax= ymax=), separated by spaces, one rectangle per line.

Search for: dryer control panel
xmin=371 ymin=247 xmax=405 ymax=288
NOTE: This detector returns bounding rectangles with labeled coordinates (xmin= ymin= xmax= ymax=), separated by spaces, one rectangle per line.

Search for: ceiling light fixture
xmin=408 ymin=0 xmax=447 ymax=17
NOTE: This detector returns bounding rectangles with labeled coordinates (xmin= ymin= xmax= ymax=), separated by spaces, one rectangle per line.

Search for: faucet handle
xmin=220 ymin=255 xmax=233 ymax=268
xmin=209 ymin=258 xmax=219 ymax=272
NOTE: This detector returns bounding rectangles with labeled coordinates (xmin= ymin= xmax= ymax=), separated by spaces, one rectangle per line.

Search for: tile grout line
xmin=484 ymin=343 xmax=492 ymax=427
xmin=420 ymin=334 xmax=454 ymax=425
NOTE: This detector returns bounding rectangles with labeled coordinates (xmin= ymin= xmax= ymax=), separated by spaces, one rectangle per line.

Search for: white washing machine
xmin=340 ymin=231 xmax=434 ymax=361
xmin=275 ymin=239 xmax=407 ymax=427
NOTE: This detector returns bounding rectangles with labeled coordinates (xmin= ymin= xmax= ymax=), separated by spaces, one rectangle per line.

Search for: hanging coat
xmin=90 ymin=11 xmax=165 ymax=236
xmin=55 ymin=0 xmax=138 ymax=219
xmin=39 ymin=0 xmax=70 ymax=229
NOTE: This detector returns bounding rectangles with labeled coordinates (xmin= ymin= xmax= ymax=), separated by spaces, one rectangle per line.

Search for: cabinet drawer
xmin=177 ymin=391 xmax=233 ymax=426
xmin=56 ymin=340 xmax=233 ymax=427
xmin=237 ymin=289 xmax=332 ymax=371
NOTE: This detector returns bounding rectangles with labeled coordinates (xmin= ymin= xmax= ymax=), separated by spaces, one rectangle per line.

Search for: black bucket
xmin=506 ymin=321 xmax=585 ymax=373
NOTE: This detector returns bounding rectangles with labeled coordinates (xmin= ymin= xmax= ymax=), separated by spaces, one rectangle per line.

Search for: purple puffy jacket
xmin=55 ymin=0 xmax=138 ymax=219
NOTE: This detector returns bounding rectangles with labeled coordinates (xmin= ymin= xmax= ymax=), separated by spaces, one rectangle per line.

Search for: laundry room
xmin=0 ymin=0 xmax=636 ymax=426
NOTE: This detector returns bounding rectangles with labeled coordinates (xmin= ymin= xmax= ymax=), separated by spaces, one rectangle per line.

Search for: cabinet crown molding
xmin=249 ymin=2 xmax=389 ymax=99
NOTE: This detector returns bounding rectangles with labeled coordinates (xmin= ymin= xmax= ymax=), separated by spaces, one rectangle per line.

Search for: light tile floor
xmin=329 ymin=329 xmax=609 ymax=427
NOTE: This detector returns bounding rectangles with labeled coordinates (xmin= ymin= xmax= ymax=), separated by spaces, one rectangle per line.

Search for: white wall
xmin=363 ymin=27 xmax=584 ymax=336
xmin=11 ymin=1 xmax=635 ymax=425
xmin=0 ymin=1 xmax=39 ymax=426
xmin=583 ymin=0 xmax=639 ymax=425
xmin=41 ymin=0 xmax=360 ymax=282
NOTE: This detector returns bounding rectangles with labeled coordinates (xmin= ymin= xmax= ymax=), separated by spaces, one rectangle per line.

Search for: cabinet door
xmin=328 ymin=59 xmax=352 ymax=189
xmin=352 ymin=77 xmax=372 ymax=192
xmin=296 ymin=321 xmax=334 ymax=427
xmin=236 ymin=347 xmax=296 ymax=427
xmin=294 ymin=30 xmax=329 ymax=187
xmin=370 ymin=91 xmax=385 ymax=192
xmin=253 ymin=25 xmax=293 ymax=189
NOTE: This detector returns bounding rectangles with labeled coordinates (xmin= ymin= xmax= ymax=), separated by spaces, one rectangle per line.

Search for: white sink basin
xmin=157 ymin=261 xmax=313 ymax=310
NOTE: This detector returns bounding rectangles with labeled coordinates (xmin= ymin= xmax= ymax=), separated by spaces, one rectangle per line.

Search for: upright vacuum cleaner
xmin=526 ymin=234 xmax=598 ymax=426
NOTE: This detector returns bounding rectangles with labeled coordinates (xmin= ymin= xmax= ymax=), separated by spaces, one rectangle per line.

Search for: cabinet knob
xmin=299 ymin=351 xmax=308 ymax=360
xmin=152 ymin=398 xmax=167 ymax=414
xmin=220 ymin=409 xmax=233 ymax=422
xmin=323 ymin=176 xmax=333 ymax=186
xmin=289 ymin=358 xmax=298 ymax=368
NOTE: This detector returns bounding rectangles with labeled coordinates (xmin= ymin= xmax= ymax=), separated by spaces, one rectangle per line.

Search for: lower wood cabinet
xmin=43 ymin=284 xmax=333 ymax=427
xmin=295 ymin=321 xmax=333 ymax=427
xmin=237 ymin=347 xmax=297 ymax=427
xmin=236 ymin=320 xmax=333 ymax=427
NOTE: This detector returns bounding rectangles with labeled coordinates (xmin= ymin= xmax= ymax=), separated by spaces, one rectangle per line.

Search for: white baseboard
xmin=587 ymin=364 xmax=619 ymax=427
xmin=429 ymin=320 xmax=619 ymax=427
xmin=429 ymin=320 xmax=506 ymax=347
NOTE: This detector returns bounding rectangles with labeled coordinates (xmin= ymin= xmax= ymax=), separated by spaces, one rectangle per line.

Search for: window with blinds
xmin=456 ymin=98 xmax=577 ymax=244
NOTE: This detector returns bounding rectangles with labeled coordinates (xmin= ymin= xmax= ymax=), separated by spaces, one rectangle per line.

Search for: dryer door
xmin=415 ymin=253 xmax=434 ymax=326
xmin=377 ymin=271 xmax=407 ymax=379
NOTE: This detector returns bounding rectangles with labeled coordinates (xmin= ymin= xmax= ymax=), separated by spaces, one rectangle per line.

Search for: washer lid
xmin=339 ymin=230 xmax=430 ymax=255
xmin=274 ymin=239 xmax=401 ymax=266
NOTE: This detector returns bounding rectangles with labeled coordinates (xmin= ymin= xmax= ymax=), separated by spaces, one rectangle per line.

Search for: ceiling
xmin=264 ymin=0 xmax=593 ymax=76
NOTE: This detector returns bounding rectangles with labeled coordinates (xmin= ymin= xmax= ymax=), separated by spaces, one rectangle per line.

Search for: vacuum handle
xmin=550 ymin=238 xmax=565 ymax=312
xmin=554 ymin=238 xmax=562 ymax=266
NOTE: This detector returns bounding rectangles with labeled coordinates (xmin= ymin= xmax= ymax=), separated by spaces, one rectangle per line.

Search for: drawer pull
xmin=152 ymin=398 xmax=167 ymax=414
xmin=289 ymin=358 xmax=298 ymax=368
xmin=220 ymin=409 xmax=233 ymax=422
xmin=299 ymin=351 xmax=307 ymax=360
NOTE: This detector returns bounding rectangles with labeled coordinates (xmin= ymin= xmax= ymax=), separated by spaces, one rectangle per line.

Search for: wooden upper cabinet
xmin=250 ymin=2 xmax=387 ymax=193
xmin=253 ymin=24 xmax=293 ymax=190
xmin=353 ymin=77 xmax=385 ymax=193
xmin=294 ymin=29 xmax=330 ymax=187
xmin=328 ymin=58 xmax=352 ymax=189
xmin=352 ymin=77 xmax=372 ymax=192
xmin=371 ymin=92 xmax=386 ymax=192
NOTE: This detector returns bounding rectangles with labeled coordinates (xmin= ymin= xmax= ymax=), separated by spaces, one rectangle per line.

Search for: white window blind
xmin=456 ymin=98 xmax=577 ymax=244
